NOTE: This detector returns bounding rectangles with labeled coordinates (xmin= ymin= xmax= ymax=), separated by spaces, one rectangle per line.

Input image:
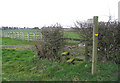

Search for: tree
xmin=33 ymin=27 xmax=39 ymax=29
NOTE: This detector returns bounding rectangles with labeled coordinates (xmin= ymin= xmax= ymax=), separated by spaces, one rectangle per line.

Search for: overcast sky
xmin=0 ymin=0 xmax=119 ymax=28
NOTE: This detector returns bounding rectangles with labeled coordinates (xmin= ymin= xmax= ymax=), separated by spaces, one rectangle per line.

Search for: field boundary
xmin=1 ymin=32 xmax=89 ymax=43
xmin=1 ymin=32 xmax=42 ymax=41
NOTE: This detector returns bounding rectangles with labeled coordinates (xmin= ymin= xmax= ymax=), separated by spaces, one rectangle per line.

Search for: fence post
xmin=10 ymin=32 xmax=11 ymax=38
xmin=10 ymin=32 xmax=12 ymax=38
xmin=18 ymin=32 xmax=20 ymax=39
xmin=16 ymin=32 xmax=18 ymax=39
xmin=6 ymin=32 xmax=7 ymax=37
xmin=15 ymin=32 xmax=17 ymax=39
xmin=13 ymin=32 xmax=15 ymax=38
xmin=2 ymin=32 xmax=4 ymax=37
xmin=22 ymin=32 xmax=24 ymax=40
xmin=4 ymin=32 xmax=5 ymax=37
xmin=13 ymin=32 xmax=14 ymax=38
xmin=40 ymin=32 xmax=42 ymax=39
xmin=34 ymin=32 xmax=35 ymax=41
xmin=9 ymin=32 xmax=11 ymax=38
xmin=12 ymin=32 xmax=14 ymax=38
xmin=7 ymin=32 xmax=9 ymax=37
xmin=28 ymin=32 xmax=29 ymax=41
xmin=92 ymin=16 xmax=98 ymax=75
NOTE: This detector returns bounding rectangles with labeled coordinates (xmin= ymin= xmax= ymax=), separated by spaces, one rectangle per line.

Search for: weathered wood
xmin=27 ymin=32 xmax=29 ymax=41
xmin=2 ymin=32 xmax=93 ymax=43
xmin=40 ymin=32 xmax=42 ymax=39
xmin=85 ymin=41 xmax=89 ymax=61
xmin=92 ymin=16 xmax=98 ymax=75
xmin=22 ymin=32 xmax=24 ymax=40
xmin=34 ymin=32 xmax=35 ymax=40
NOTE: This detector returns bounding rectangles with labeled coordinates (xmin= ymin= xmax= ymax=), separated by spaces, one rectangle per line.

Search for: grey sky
xmin=0 ymin=0 xmax=119 ymax=28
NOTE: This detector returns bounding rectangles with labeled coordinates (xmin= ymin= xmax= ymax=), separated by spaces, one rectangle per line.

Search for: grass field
xmin=64 ymin=32 xmax=82 ymax=39
xmin=2 ymin=29 xmax=83 ymax=45
xmin=1 ymin=29 xmax=119 ymax=81
xmin=2 ymin=29 xmax=82 ymax=39
xmin=1 ymin=37 xmax=35 ymax=45
xmin=2 ymin=49 xmax=118 ymax=81
xmin=1 ymin=37 xmax=80 ymax=46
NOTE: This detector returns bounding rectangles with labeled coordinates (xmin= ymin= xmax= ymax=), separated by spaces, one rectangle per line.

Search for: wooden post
xmin=28 ymin=32 xmax=29 ymax=41
xmin=10 ymin=32 xmax=12 ymax=38
xmin=4 ymin=32 xmax=6 ymax=37
xmin=9 ymin=32 xmax=11 ymax=38
xmin=15 ymin=32 xmax=17 ymax=39
xmin=7 ymin=32 xmax=8 ymax=37
xmin=2 ymin=32 xmax=4 ymax=37
xmin=14 ymin=32 xmax=16 ymax=38
xmin=34 ymin=32 xmax=35 ymax=41
xmin=12 ymin=32 xmax=13 ymax=38
xmin=7 ymin=32 xmax=9 ymax=37
xmin=3 ymin=32 xmax=5 ymax=37
xmin=40 ymin=32 xmax=42 ymax=39
xmin=13 ymin=32 xmax=14 ymax=38
xmin=22 ymin=32 xmax=24 ymax=40
xmin=16 ymin=32 xmax=17 ymax=39
xmin=85 ymin=41 xmax=89 ymax=61
xmin=92 ymin=16 xmax=98 ymax=75
xmin=18 ymin=32 xmax=20 ymax=39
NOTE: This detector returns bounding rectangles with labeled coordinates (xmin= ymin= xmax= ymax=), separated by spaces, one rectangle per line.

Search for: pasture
xmin=1 ymin=29 xmax=81 ymax=45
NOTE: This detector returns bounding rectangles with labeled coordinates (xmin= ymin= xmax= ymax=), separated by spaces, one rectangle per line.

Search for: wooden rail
xmin=1 ymin=32 xmax=89 ymax=42
xmin=1 ymin=32 xmax=42 ymax=41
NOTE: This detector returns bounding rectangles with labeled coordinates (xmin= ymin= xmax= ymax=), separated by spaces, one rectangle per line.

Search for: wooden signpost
xmin=92 ymin=16 xmax=98 ymax=75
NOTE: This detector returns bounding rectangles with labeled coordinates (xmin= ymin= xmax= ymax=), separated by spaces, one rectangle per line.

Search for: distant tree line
xmin=1 ymin=26 xmax=40 ymax=30
xmin=1 ymin=26 xmax=19 ymax=30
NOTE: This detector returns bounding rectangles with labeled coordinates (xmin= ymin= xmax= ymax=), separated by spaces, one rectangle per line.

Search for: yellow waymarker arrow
xmin=95 ymin=34 xmax=98 ymax=36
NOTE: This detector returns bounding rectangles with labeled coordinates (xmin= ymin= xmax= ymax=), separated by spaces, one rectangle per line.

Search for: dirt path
xmin=0 ymin=45 xmax=34 ymax=50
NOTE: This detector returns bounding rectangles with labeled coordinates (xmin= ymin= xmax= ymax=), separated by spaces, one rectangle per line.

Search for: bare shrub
xmin=98 ymin=22 xmax=120 ymax=64
xmin=73 ymin=21 xmax=120 ymax=64
xmin=73 ymin=21 xmax=93 ymax=62
xmin=34 ymin=23 xmax=65 ymax=62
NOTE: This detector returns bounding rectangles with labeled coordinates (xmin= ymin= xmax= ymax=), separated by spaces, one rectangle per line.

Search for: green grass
xmin=2 ymin=29 xmax=82 ymax=39
xmin=63 ymin=32 xmax=84 ymax=45
xmin=1 ymin=37 xmax=35 ymax=45
xmin=65 ymin=40 xmax=80 ymax=45
xmin=1 ymin=37 xmax=79 ymax=46
xmin=64 ymin=32 xmax=82 ymax=39
xmin=2 ymin=49 xmax=119 ymax=81
xmin=2 ymin=29 xmax=84 ymax=46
